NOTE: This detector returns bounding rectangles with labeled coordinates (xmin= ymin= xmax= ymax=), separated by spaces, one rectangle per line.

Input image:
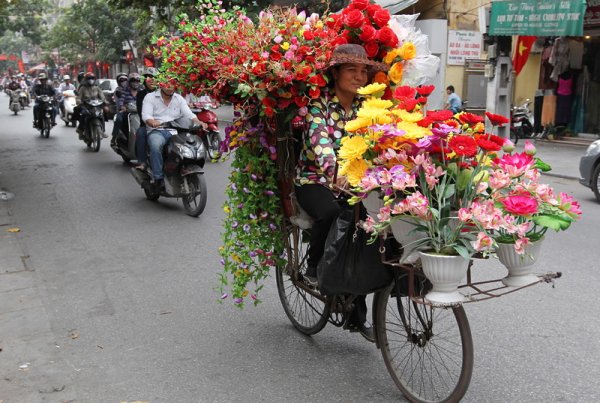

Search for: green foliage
xmin=0 ymin=0 xmax=51 ymax=44
xmin=43 ymin=0 xmax=140 ymax=65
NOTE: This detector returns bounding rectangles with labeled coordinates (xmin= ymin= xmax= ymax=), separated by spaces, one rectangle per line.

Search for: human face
xmin=332 ymin=63 xmax=369 ymax=97
xmin=160 ymin=85 xmax=175 ymax=97
xmin=144 ymin=76 xmax=156 ymax=90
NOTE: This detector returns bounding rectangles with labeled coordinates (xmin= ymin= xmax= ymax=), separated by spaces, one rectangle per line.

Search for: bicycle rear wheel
xmin=275 ymin=223 xmax=329 ymax=335
xmin=376 ymin=281 xmax=473 ymax=403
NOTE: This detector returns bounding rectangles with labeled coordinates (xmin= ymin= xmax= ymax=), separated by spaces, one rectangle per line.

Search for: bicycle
xmin=275 ymin=210 xmax=561 ymax=402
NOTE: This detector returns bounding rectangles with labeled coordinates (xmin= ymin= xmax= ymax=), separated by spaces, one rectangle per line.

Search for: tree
xmin=0 ymin=0 xmax=51 ymax=45
xmin=43 ymin=0 xmax=140 ymax=69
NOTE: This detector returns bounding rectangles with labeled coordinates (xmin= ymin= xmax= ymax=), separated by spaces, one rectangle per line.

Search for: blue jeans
xmin=148 ymin=129 xmax=172 ymax=180
xmin=135 ymin=126 xmax=147 ymax=165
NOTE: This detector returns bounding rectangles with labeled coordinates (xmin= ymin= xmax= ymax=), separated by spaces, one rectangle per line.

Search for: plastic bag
xmin=317 ymin=206 xmax=394 ymax=296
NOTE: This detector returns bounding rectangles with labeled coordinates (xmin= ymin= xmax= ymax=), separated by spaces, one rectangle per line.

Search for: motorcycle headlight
xmin=584 ymin=140 xmax=600 ymax=157
xmin=177 ymin=144 xmax=194 ymax=159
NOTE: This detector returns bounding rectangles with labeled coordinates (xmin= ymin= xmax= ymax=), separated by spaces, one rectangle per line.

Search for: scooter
xmin=111 ymin=102 xmax=140 ymax=162
xmin=509 ymin=99 xmax=534 ymax=145
xmin=191 ymin=102 xmax=222 ymax=160
xmin=34 ymin=95 xmax=55 ymax=138
xmin=9 ymin=90 xmax=20 ymax=115
xmin=80 ymin=98 xmax=106 ymax=152
xmin=130 ymin=119 xmax=207 ymax=217
xmin=60 ymin=89 xmax=78 ymax=127
xmin=19 ymin=90 xmax=29 ymax=109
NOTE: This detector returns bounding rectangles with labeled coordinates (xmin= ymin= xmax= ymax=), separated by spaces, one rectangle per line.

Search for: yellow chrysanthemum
xmin=357 ymin=83 xmax=386 ymax=97
xmin=344 ymin=117 xmax=371 ymax=132
xmin=365 ymin=129 xmax=384 ymax=142
xmin=338 ymin=136 xmax=369 ymax=160
xmin=396 ymin=121 xmax=432 ymax=140
xmin=362 ymin=98 xmax=394 ymax=110
xmin=388 ymin=62 xmax=404 ymax=84
xmin=383 ymin=48 xmax=401 ymax=64
xmin=473 ymin=122 xmax=485 ymax=133
xmin=399 ymin=42 xmax=417 ymax=60
xmin=393 ymin=109 xmax=424 ymax=123
xmin=357 ymin=108 xmax=393 ymax=125
xmin=339 ymin=158 xmax=369 ymax=187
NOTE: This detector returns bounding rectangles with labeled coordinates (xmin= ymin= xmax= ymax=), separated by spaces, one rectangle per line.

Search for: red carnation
xmin=458 ymin=112 xmax=485 ymax=125
xmin=372 ymin=8 xmax=391 ymax=28
xmin=376 ymin=26 xmax=399 ymax=47
xmin=485 ymin=111 xmax=510 ymax=127
xmin=349 ymin=0 xmax=370 ymax=10
xmin=449 ymin=135 xmax=478 ymax=157
xmin=344 ymin=9 xmax=364 ymax=29
xmin=358 ymin=24 xmax=377 ymax=42
xmin=427 ymin=109 xmax=454 ymax=121
xmin=364 ymin=41 xmax=379 ymax=58
xmin=416 ymin=85 xmax=435 ymax=96
xmin=399 ymin=98 xmax=419 ymax=111
xmin=417 ymin=117 xmax=433 ymax=127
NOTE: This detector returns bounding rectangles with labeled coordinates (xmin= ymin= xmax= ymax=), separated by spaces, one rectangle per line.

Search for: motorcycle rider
xmin=32 ymin=73 xmax=57 ymax=128
xmin=141 ymin=80 xmax=202 ymax=188
xmin=57 ymin=75 xmax=76 ymax=117
xmin=75 ymin=72 xmax=107 ymax=139
xmin=7 ymin=76 xmax=20 ymax=108
xmin=111 ymin=72 xmax=140 ymax=146
xmin=134 ymin=67 xmax=158 ymax=169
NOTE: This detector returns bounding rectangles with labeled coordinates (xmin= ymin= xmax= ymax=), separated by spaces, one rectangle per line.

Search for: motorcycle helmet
xmin=84 ymin=72 xmax=96 ymax=85
xmin=143 ymin=67 xmax=158 ymax=77
xmin=128 ymin=72 xmax=141 ymax=83
xmin=77 ymin=71 xmax=85 ymax=83
xmin=116 ymin=72 xmax=128 ymax=85
xmin=38 ymin=73 xmax=47 ymax=80
xmin=63 ymin=74 xmax=71 ymax=80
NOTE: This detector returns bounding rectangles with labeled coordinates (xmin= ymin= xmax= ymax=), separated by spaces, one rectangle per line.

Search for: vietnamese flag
xmin=512 ymin=36 xmax=536 ymax=76
xmin=17 ymin=59 xmax=25 ymax=74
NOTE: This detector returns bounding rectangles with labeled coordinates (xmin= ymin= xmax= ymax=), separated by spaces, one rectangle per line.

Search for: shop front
xmin=490 ymin=0 xmax=588 ymax=136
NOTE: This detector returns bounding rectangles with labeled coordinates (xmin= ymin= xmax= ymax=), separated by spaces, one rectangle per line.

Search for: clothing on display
xmin=540 ymin=93 xmax=557 ymax=126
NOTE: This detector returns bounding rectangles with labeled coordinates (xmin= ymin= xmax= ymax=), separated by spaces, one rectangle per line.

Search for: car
xmin=579 ymin=139 xmax=600 ymax=202
xmin=96 ymin=78 xmax=118 ymax=121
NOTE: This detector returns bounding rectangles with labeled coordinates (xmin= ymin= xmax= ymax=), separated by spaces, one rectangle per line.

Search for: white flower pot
xmin=362 ymin=191 xmax=383 ymax=220
xmin=496 ymin=239 xmax=543 ymax=287
xmin=390 ymin=218 xmax=422 ymax=263
xmin=418 ymin=251 xmax=469 ymax=305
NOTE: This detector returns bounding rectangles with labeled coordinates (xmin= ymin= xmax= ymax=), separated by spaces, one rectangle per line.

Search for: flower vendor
xmin=294 ymin=44 xmax=388 ymax=341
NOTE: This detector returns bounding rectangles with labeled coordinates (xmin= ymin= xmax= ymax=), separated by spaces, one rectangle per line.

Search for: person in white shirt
xmin=57 ymin=75 xmax=76 ymax=116
xmin=141 ymin=81 xmax=202 ymax=185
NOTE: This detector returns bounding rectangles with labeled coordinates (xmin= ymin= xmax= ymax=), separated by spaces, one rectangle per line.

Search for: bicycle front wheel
xmin=275 ymin=223 xmax=329 ymax=335
xmin=376 ymin=283 xmax=473 ymax=403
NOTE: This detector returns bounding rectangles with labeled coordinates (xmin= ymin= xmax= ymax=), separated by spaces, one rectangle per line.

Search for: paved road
xmin=1 ymin=97 xmax=599 ymax=402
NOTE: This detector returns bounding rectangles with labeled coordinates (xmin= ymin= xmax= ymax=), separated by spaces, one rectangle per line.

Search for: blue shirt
xmin=448 ymin=93 xmax=462 ymax=113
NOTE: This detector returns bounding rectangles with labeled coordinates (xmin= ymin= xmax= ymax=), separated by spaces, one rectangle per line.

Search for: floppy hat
xmin=328 ymin=44 xmax=389 ymax=72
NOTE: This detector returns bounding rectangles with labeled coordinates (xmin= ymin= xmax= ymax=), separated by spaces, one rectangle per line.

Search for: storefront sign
xmin=584 ymin=1 xmax=600 ymax=28
xmin=489 ymin=0 xmax=587 ymax=36
xmin=447 ymin=30 xmax=482 ymax=66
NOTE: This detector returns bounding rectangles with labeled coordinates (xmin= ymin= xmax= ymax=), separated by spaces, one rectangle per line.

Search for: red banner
xmin=512 ymin=36 xmax=537 ymax=76
xmin=17 ymin=59 xmax=25 ymax=74
xmin=0 ymin=54 xmax=6 ymax=61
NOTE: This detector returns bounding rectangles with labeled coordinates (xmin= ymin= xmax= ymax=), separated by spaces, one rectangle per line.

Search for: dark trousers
xmin=294 ymin=184 xmax=342 ymax=269
xmin=295 ymin=184 xmax=367 ymax=325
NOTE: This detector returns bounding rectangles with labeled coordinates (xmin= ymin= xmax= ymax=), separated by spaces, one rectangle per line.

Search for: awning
xmin=27 ymin=63 xmax=46 ymax=73
xmin=489 ymin=0 xmax=587 ymax=37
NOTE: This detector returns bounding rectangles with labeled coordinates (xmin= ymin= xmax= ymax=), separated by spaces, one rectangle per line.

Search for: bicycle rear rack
xmin=381 ymin=257 xmax=562 ymax=306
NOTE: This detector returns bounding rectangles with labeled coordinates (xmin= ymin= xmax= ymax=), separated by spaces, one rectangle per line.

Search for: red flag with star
xmin=512 ymin=36 xmax=537 ymax=76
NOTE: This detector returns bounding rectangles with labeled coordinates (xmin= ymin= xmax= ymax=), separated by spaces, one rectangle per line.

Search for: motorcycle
xmin=111 ymin=102 xmax=140 ymax=162
xmin=19 ymin=90 xmax=29 ymax=109
xmin=35 ymin=95 xmax=55 ymax=138
xmin=9 ymin=90 xmax=20 ymax=115
xmin=130 ymin=119 xmax=208 ymax=217
xmin=509 ymin=99 xmax=534 ymax=145
xmin=60 ymin=89 xmax=78 ymax=127
xmin=80 ymin=98 xmax=106 ymax=152
xmin=191 ymin=102 xmax=222 ymax=160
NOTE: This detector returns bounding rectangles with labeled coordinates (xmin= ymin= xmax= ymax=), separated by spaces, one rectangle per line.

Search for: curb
xmin=541 ymin=172 xmax=579 ymax=181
